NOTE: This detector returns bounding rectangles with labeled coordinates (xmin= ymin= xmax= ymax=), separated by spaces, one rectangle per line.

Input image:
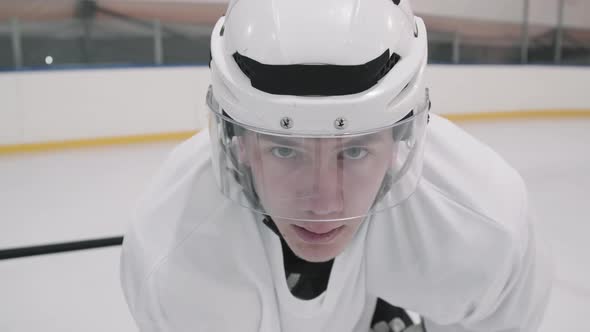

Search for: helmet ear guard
xmin=392 ymin=110 xmax=414 ymax=142
xmin=392 ymin=85 xmax=432 ymax=142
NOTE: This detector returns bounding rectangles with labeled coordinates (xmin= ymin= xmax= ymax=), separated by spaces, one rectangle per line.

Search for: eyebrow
xmin=340 ymin=135 xmax=383 ymax=146
xmin=257 ymin=135 xmax=304 ymax=147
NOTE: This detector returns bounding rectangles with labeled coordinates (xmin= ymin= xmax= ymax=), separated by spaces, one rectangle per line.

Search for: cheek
xmin=251 ymin=158 xmax=302 ymax=195
xmin=343 ymin=161 xmax=389 ymax=194
xmin=344 ymin=220 xmax=363 ymax=237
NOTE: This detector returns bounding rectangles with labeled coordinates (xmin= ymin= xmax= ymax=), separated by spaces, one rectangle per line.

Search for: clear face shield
xmin=207 ymin=90 xmax=430 ymax=224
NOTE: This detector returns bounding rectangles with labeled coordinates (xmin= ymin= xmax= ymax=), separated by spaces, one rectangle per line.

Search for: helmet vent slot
xmin=232 ymin=50 xmax=401 ymax=96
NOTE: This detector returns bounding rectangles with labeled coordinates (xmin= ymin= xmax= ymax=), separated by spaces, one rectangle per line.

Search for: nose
xmin=307 ymin=155 xmax=344 ymax=216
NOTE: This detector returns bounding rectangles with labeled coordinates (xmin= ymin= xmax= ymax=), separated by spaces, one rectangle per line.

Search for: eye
xmin=271 ymin=146 xmax=297 ymax=159
xmin=340 ymin=147 xmax=368 ymax=160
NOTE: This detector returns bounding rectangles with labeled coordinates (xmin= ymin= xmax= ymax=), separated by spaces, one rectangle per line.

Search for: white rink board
xmin=1 ymin=65 xmax=589 ymax=146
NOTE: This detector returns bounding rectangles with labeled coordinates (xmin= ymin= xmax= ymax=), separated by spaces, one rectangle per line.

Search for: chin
xmin=291 ymin=242 xmax=344 ymax=263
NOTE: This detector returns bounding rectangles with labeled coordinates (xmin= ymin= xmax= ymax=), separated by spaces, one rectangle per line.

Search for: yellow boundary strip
xmin=444 ymin=109 xmax=590 ymax=122
xmin=0 ymin=131 xmax=198 ymax=156
xmin=1 ymin=110 xmax=589 ymax=156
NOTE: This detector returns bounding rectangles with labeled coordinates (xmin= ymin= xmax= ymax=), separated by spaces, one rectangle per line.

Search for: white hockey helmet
xmin=208 ymin=0 xmax=431 ymax=223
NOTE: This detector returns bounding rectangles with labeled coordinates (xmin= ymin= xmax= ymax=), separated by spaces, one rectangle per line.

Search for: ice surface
xmin=1 ymin=118 xmax=588 ymax=331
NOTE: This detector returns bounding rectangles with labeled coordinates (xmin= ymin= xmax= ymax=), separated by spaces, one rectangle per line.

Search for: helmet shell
xmin=209 ymin=0 xmax=428 ymax=136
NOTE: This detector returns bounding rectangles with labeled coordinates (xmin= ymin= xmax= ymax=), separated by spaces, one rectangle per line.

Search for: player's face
xmin=240 ymin=131 xmax=395 ymax=262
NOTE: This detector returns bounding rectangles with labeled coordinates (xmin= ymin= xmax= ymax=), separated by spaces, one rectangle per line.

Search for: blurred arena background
xmin=0 ymin=0 xmax=589 ymax=331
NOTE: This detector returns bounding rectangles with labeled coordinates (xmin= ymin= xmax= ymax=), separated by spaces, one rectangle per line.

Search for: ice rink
xmin=1 ymin=117 xmax=588 ymax=331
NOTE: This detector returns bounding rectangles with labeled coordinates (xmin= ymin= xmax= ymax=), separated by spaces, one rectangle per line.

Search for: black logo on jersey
xmin=370 ymin=298 xmax=426 ymax=332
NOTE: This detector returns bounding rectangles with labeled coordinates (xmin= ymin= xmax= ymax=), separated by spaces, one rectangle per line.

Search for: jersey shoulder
xmin=422 ymin=114 xmax=528 ymax=235
xmin=364 ymin=115 xmax=533 ymax=323
xmin=120 ymin=129 xmax=232 ymax=313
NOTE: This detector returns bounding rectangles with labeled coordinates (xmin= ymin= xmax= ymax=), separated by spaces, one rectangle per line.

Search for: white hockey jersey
xmin=120 ymin=114 xmax=552 ymax=332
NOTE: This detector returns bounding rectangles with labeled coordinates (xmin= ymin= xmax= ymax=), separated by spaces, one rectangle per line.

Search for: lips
xmin=291 ymin=224 xmax=344 ymax=244
xmin=299 ymin=223 xmax=342 ymax=234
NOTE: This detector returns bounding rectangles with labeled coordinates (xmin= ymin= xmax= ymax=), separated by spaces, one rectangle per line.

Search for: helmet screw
xmin=334 ymin=117 xmax=348 ymax=130
xmin=280 ymin=117 xmax=293 ymax=129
